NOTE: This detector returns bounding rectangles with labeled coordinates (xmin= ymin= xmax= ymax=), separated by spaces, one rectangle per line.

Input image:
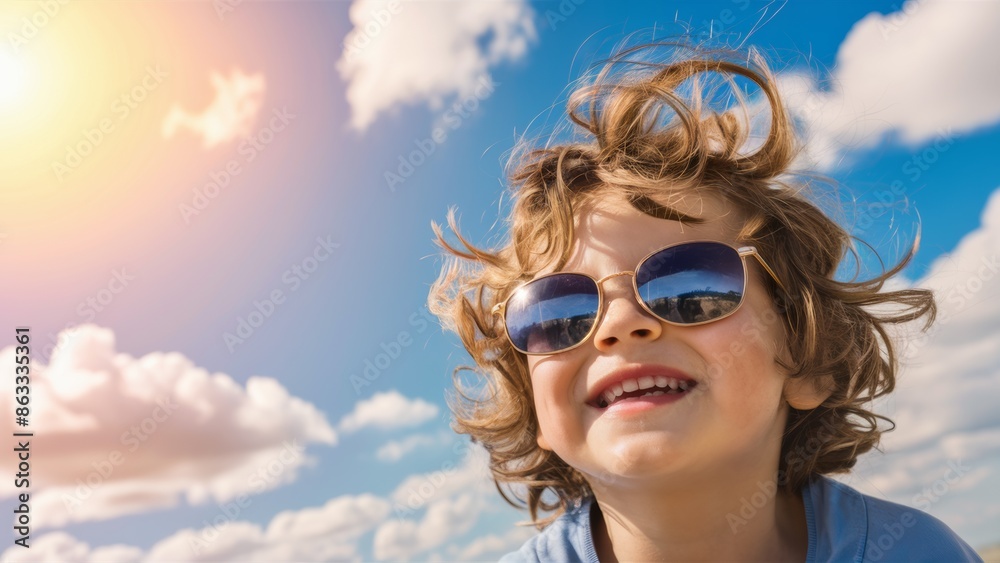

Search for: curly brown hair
xmin=427 ymin=43 xmax=936 ymax=529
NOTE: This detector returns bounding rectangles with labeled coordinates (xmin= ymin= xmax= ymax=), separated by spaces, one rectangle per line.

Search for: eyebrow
xmin=627 ymin=193 xmax=706 ymax=224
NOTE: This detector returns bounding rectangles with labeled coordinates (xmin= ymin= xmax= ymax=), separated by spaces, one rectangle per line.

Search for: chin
xmin=587 ymin=444 xmax=690 ymax=480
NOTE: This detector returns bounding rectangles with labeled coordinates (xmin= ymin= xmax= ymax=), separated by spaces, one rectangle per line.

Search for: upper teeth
xmin=600 ymin=376 xmax=690 ymax=407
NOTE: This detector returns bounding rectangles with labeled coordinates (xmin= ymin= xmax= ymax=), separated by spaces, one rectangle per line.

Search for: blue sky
xmin=2 ymin=0 xmax=999 ymax=560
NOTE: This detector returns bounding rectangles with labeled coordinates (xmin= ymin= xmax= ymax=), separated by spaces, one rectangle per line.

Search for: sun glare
xmin=0 ymin=48 xmax=31 ymax=107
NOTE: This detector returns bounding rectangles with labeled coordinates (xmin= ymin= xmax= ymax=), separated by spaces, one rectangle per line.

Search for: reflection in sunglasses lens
xmin=505 ymin=274 xmax=599 ymax=353
xmin=637 ymin=242 xmax=745 ymax=324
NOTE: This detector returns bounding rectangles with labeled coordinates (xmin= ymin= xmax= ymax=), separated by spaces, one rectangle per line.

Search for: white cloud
xmin=162 ymin=69 xmax=265 ymax=148
xmin=781 ymin=0 xmax=1000 ymax=169
xmin=145 ymin=494 xmax=389 ymax=562
xmin=0 ymin=446 xmax=497 ymax=563
xmin=0 ymin=325 xmax=336 ymax=528
xmin=1 ymin=494 xmax=390 ymax=563
xmin=376 ymin=431 xmax=452 ymax=462
xmin=338 ymin=390 xmax=439 ymax=433
xmin=0 ymin=533 xmax=143 ymax=563
xmin=388 ymin=439 xmax=492 ymax=513
xmin=440 ymin=527 xmax=536 ymax=562
xmin=371 ymin=442 xmax=499 ymax=559
xmin=373 ymin=493 xmax=486 ymax=561
xmin=336 ymin=0 xmax=536 ymax=131
xmin=839 ymin=186 xmax=1000 ymax=545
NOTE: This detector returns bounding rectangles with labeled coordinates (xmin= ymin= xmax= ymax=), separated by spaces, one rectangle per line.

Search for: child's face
xmin=526 ymin=192 xmax=821 ymax=489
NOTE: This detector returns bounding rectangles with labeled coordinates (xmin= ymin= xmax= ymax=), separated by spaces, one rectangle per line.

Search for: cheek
xmin=699 ymin=308 xmax=787 ymax=398
xmin=528 ymin=352 xmax=587 ymax=396
xmin=527 ymin=355 xmax=587 ymax=439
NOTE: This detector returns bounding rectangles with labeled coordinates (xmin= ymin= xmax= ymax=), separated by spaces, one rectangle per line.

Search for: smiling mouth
xmin=592 ymin=376 xmax=698 ymax=409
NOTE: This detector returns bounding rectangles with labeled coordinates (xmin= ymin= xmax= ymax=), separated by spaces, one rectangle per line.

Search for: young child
xmin=428 ymin=44 xmax=982 ymax=562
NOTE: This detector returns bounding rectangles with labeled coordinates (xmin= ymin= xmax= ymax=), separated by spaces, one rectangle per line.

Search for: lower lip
xmin=597 ymin=390 xmax=690 ymax=415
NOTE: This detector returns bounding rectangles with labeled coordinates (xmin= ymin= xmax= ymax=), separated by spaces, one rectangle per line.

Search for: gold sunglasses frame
xmin=490 ymin=240 xmax=786 ymax=355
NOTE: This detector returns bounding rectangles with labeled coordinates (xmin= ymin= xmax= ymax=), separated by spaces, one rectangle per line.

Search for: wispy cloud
xmin=162 ymin=69 xmax=265 ymax=148
xmin=376 ymin=430 xmax=452 ymax=462
xmin=338 ymin=390 xmax=439 ymax=433
xmin=0 ymin=325 xmax=336 ymax=528
xmin=336 ymin=0 xmax=535 ymax=131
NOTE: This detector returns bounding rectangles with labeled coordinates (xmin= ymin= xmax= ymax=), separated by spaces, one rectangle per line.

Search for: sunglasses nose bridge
xmin=595 ymin=270 xmax=635 ymax=286
xmin=594 ymin=270 xmax=642 ymax=317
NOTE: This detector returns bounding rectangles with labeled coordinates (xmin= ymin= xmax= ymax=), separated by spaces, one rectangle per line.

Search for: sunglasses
xmin=491 ymin=240 xmax=786 ymax=355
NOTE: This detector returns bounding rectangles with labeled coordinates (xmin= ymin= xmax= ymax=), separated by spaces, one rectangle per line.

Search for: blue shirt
xmin=499 ymin=475 xmax=982 ymax=562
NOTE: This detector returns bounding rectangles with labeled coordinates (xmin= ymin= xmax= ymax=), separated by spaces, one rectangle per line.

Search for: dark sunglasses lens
xmin=637 ymin=242 xmax=745 ymax=324
xmin=504 ymin=274 xmax=599 ymax=353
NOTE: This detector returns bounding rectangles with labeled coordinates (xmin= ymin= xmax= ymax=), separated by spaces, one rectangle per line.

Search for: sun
xmin=0 ymin=47 xmax=31 ymax=108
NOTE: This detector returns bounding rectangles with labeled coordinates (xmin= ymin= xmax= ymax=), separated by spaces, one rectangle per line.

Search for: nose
xmin=591 ymin=273 xmax=663 ymax=352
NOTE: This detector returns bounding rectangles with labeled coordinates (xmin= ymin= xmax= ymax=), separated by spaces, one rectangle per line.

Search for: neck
xmin=589 ymin=469 xmax=809 ymax=562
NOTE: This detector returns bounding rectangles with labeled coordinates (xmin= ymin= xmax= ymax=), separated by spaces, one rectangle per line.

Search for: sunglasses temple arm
xmin=750 ymin=253 xmax=788 ymax=296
